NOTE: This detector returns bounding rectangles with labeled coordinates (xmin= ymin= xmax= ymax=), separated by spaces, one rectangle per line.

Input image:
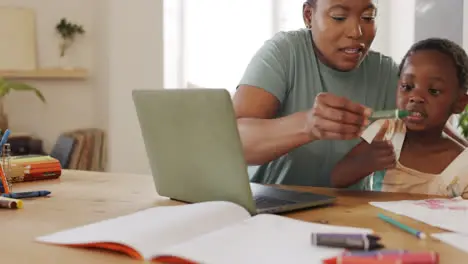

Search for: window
xmin=163 ymin=0 xmax=306 ymax=94
xmin=162 ymin=0 xmax=410 ymax=94
xmin=163 ymin=0 xmax=184 ymax=89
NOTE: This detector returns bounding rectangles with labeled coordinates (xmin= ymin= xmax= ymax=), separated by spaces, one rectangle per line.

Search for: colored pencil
xmin=0 ymin=164 xmax=10 ymax=194
xmin=378 ymin=213 xmax=426 ymax=239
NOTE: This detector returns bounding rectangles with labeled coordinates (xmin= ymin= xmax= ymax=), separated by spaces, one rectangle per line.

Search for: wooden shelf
xmin=0 ymin=68 xmax=88 ymax=80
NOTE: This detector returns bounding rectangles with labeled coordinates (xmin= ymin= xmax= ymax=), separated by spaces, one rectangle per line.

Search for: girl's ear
xmin=453 ymin=92 xmax=468 ymax=114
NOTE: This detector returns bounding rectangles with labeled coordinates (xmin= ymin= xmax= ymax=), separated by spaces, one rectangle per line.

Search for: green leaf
xmin=56 ymin=18 xmax=85 ymax=40
xmin=458 ymin=105 xmax=468 ymax=138
xmin=0 ymin=78 xmax=46 ymax=103
xmin=0 ymin=78 xmax=10 ymax=97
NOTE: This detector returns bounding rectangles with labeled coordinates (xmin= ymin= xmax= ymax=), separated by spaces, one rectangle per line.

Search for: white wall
xmin=370 ymin=0 xmax=391 ymax=56
xmin=106 ymin=0 xmax=163 ymax=174
xmin=1 ymin=0 xmax=164 ymax=175
xmin=389 ymin=0 xmax=415 ymax=64
xmin=464 ymin=0 xmax=468 ymax=52
xmin=2 ymin=0 xmax=98 ymax=152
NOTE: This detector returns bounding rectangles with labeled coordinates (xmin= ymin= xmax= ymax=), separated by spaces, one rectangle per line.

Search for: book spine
xmin=25 ymin=165 xmax=62 ymax=174
xmin=9 ymin=170 xmax=61 ymax=183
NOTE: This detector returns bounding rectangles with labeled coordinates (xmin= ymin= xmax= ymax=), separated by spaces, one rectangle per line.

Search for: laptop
xmin=132 ymin=89 xmax=336 ymax=215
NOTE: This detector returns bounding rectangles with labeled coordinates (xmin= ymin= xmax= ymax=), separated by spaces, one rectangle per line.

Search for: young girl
xmin=331 ymin=38 xmax=468 ymax=198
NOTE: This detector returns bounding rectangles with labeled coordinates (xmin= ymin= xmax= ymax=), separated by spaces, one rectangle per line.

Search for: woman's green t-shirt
xmin=238 ymin=28 xmax=399 ymax=189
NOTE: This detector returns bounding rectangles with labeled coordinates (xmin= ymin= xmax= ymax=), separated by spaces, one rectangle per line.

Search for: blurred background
xmin=0 ymin=0 xmax=466 ymax=176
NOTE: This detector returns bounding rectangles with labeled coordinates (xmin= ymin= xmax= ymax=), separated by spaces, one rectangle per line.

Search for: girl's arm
xmin=331 ymin=141 xmax=376 ymax=188
xmin=331 ymin=120 xmax=396 ymax=188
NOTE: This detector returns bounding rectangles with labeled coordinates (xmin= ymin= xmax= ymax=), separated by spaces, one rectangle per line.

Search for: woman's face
xmin=304 ymin=0 xmax=377 ymax=71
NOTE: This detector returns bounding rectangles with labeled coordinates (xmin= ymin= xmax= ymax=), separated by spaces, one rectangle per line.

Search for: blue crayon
xmin=1 ymin=190 xmax=51 ymax=199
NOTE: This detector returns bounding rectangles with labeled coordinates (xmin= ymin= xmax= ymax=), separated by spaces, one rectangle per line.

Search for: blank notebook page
xmin=36 ymin=201 xmax=251 ymax=259
xmin=161 ymin=214 xmax=374 ymax=264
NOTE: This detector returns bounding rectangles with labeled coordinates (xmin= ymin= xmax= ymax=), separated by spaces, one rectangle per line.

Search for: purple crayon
xmin=311 ymin=233 xmax=384 ymax=251
xmin=343 ymin=249 xmax=408 ymax=257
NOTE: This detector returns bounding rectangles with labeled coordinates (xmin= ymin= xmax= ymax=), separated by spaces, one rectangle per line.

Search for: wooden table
xmin=3 ymin=170 xmax=465 ymax=263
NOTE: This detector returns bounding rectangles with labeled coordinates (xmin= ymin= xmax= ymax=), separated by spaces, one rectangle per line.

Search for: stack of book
xmin=8 ymin=155 xmax=61 ymax=183
xmin=62 ymin=128 xmax=106 ymax=171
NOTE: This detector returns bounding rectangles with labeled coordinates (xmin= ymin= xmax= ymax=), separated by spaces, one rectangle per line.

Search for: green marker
xmin=370 ymin=109 xmax=411 ymax=121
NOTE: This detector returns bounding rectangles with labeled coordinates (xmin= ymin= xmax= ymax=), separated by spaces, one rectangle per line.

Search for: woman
xmin=233 ymin=0 xmax=465 ymax=189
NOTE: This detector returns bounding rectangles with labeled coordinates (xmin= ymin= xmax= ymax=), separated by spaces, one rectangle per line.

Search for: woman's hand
xmin=305 ymin=92 xmax=372 ymax=140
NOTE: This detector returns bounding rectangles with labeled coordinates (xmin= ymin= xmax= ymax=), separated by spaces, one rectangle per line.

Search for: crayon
xmin=0 ymin=196 xmax=23 ymax=209
xmin=323 ymin=257 xmax=399 ymax=264
xmin=1 ymin=190 xmax=51 ymax=199
xmin=377 ymin=252 xmax=438 ymax=262
xmin=342 ymin=249 xmax=408 ymax=257
xmin=312 ymin=233 xmax=381 ymax=241
xmin=323 ymin=252 xmax=439 ymax=264
xmin=311 ymin=233 xmax=384 ymax=251
xmin=370 ymin=109 xmax=411 ymax=121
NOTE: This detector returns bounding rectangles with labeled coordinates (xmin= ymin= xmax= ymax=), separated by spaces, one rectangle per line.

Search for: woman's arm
xmin=234 ymin=86 xmax=372 ymax=165
xmin=233 ymin=85 xmax=311 ymax=165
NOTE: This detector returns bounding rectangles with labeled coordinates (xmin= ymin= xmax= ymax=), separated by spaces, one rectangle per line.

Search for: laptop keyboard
xmin=254 ymin=195 xmax=296 ymax=208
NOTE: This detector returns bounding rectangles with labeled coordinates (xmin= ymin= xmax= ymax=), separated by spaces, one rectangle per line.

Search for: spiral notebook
xmin=36 ymin=201 xmax=373 ymax=264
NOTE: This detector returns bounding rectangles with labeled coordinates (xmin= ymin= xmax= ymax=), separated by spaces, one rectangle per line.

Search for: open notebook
xmin=36 ymin=201 xmax=373 ymax=264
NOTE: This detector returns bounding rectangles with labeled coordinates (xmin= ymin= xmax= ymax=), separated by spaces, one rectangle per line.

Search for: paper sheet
xmin=370 ymin=197 xmax=468 ymax=234
xmin=432 ymin=232 xmax=468 ymax=254
xmin=361 ymin=120 xmax=383 ymax=143
xmin=161 ymin=214 xmax=374 ymax=264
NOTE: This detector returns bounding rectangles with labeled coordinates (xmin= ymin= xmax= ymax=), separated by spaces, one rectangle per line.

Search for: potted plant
xmin=459 ymin=105 xmax=468 ymax=138
xmin=0 ymin=78 xmax=46 ymax=131
xmin=55 ymin=18 xmax=85 ymax=68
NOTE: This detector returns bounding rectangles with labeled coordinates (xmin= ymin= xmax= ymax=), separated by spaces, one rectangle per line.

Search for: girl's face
xmin=303 ymin=0 xmax=377 ymax=71
xmin=397 ymin=50 xmax=468 ymax=132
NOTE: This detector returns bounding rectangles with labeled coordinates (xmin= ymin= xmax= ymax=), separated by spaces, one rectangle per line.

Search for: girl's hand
xmin=363 ymin=120 xmax=397 ymax=171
